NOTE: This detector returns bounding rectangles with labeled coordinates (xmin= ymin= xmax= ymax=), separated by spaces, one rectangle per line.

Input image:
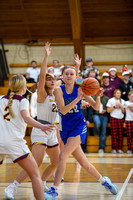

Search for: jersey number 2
xmin=3 ymin=106 xmax=10 ymax=121
xmin=52 ymin=104 xmax=58 ymax=113
xmin=69 ymin=105 xmax=79 ymax=113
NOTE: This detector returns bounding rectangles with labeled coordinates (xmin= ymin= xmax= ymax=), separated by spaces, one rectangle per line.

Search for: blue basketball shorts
xmin=60 ymin=125 xmax=87 ymax=145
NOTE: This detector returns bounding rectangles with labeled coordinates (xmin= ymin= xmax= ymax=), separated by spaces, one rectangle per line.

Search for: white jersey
xmin=37 ymin=95 xmax=59 ymax=124
xmin=124 ymin=101 xmax=133 ymax=121
xmin=106 ymin=97 xmax=125 ymax=119
xmin=0 ymin=94 xmax=30 ymax=160
xmin=31 ymin=95 xmax=59 ymax=146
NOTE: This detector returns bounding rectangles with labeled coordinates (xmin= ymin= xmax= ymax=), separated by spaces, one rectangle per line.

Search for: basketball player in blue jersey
xmin=45 ymin=64 xmax=118 ymax=199
xmin=0 ymin=74 xmax=55 ymax=200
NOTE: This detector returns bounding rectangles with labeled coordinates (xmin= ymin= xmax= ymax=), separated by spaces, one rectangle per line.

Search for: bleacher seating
xmin=0 ymin=67 xmax=124 ymax=96
xmin=24 ymin=123 xmax=131 ymax=153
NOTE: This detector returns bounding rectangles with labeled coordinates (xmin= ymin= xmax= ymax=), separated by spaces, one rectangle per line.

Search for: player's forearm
xmin=40 ymin=55 xmax=48 ymax=76
xmin=24 ymin=115 xmax=42 ymax=129
xmin=59 ymin=98 xmax=80 ymax=115
xmin=93 ymin=96 xmax=101 ymax=111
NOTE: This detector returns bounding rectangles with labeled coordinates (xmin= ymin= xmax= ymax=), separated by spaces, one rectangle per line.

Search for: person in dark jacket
xmin=118 ymin=70 xmax=133 ymax=100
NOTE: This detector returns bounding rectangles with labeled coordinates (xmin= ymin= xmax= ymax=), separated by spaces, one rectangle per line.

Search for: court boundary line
xmin=115 ymin=168 xmax=133 ymax=200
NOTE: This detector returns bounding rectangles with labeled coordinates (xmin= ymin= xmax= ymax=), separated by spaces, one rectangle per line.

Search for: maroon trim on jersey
xmin=2 ymin=94 xmax=9 ymax=99
xmin=0 ymin=160 xmax=3 ymax=165
xmin=32 ymin=142 xmax=47 ymax=146
xmin=47 ymin=143 xmax=59 ymax=148
xmin=13 ymin=153 xmax=30 ymax=163
xmin=2 ymin=94 xmax=25 ymax=101
xmin=32 ymin=143 xmax=59 ymax=148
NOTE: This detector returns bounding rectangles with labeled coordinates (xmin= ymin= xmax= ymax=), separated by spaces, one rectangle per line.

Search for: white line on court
xmin=115 ymin=168 xmax=133 ymax=200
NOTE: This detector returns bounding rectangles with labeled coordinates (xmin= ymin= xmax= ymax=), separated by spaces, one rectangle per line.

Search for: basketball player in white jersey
xmin=0 ymin=74 xmax=55 ymax=200
xmin=5 ymin=42 xmax=60 ymax=199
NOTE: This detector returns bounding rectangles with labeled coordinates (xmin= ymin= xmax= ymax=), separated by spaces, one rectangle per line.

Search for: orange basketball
xmin=81 ymin=77 xmax=100 ymax=96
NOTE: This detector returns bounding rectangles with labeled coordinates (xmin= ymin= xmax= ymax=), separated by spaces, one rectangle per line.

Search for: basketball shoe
xmin=5 ymin=183 xmax=17 ymax=200
xmin=45 ymin=187 xmax=58 ymax=200
xmin=102 ymin=176 xmax=118 ymax=195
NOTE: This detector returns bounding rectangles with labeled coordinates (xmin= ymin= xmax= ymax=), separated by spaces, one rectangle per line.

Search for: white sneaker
xmin=98 ymin=149 xmax=104 ymax=153
xmin=112 ymin=150 xmax=117 ymax=154
xmin=127 ymin=150 xmax=132 ymax=154
xmin=118 ymin=149 xmax=123 ymax=154
xmin=102 ymin=176 xmax=118 ymax=195
xmin=45 ymin=187 xmax=58 ymax=200
xmin=5 ymin=183 xmax=17 ymax=200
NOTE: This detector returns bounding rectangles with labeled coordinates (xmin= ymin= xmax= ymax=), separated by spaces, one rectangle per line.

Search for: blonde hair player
xmin=0 ymin=74 xmax=54 ymax=200
xmin=5 ymin=42 xmax=60 ymax=199
xmin=45 ymin=61 xmax=118 ymax=199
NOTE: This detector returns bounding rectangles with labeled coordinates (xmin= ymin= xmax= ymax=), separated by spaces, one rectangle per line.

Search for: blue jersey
xmin=58 ymin=84 xmax=86 ymax=132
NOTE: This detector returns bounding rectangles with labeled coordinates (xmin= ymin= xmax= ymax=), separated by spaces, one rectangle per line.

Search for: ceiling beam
xmin=19 ymin=0 xmax=31 ymax=41
xmin=68 ymin=0 xmax=82 ymax=39
xmin=68 ymin=0 xmax=85 ymax=69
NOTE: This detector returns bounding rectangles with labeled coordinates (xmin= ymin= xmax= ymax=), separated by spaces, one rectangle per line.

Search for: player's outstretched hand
xmin=73 ymin=54 xmax=82 ymax=67
xmin=41 ymin=124 xmax=56 ymax=135
xmin=96 ymin=88 xmax=104 ymax=97
xmin=44 ymin=42 xmax=52 ymax=57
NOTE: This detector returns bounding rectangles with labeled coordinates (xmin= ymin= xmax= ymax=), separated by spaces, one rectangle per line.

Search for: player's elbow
xmin=60 ymin=110 xmax=67 ymax=115
xmin=23 ymin=115 xmax=30 ymax=124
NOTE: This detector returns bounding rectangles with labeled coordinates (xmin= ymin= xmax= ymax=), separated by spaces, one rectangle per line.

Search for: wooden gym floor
xmin=0 ymin=153 xmax=133 ymax=200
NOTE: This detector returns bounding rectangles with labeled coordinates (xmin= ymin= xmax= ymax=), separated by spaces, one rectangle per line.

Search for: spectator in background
xmin=26 ymin=60 xmax=40 ymax=83
xmin=81 ymin=99 xmax=91 ymax=153
xmin=124 ymin=90 xmax=133 ymax=154
xmin=109 ymin=67 xmax=122 ymax=89
xmin=102 ymin=72 xmax=115 ymax=98
xmin=92 ymin=93 xmax=109 ymax=153
xmin=118 ymin=69 xmax=133 ymax=100
xmin=129 ymin=68 xmax=133 ymax=83
xmin=81 ymin=57 xmax=100 ymax=81
xmin=107 ymin=89 xmax=125 ymax=154
xmin=52 ymin=60 xmax=64 ymax=79
xmin=48 ymin=66 xmax=55 ymax=75
xmin=81 ymin=98 xmax=94 ymax=137
xmin=89 ymin=69 xmax=101 ymax=84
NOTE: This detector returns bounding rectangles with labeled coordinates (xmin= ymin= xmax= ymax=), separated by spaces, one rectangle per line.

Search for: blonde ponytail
xmin=8 ymin=91 xmax=15 ymax=118
xmin=8 ymin=74 xmax=26 ymax=118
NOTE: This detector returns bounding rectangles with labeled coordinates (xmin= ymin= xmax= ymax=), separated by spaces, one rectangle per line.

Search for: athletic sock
xmin=98 ymin=176 xmax=105 ymax=184
xmin=52 ymin=185 xmax=58 ymax=191
xmin=43 ymin=181 xmax=47 ymax=186
xmin=13 ymin=180 xmax=20 ymax=187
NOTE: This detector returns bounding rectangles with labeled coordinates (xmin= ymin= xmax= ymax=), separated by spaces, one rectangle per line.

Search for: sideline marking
xmin=115 ymin=168 xmax=133 ymax=200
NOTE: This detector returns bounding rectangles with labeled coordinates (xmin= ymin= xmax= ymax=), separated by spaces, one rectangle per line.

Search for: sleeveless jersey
xmin=37 ymin=95 xmax=59 ymax=124
xmin=59 ymin=84 xmax=86 ymax=131
xmin=31 ymin=95 xmax=59 ymax=145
